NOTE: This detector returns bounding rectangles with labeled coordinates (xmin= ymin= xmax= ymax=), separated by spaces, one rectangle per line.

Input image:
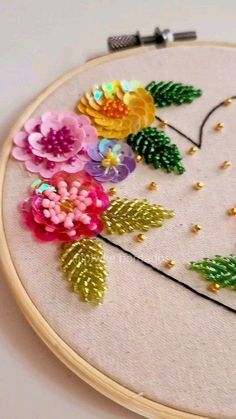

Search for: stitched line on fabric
xmin=156 ymin=95 xmax=236 ymax=147
xmin=99 ymin=235 xmax=236 ymax=314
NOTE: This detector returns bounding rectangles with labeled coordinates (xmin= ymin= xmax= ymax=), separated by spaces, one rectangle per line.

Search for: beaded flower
xmin=85 ymin=138 xmax=136 ymax=182
xmin=12 ymin=111 xmax=98 ymax=178
xmin=20 ymin=172 xmax=110 ymax=242
xmin=77 ymin=80 xmax=156 ymax=139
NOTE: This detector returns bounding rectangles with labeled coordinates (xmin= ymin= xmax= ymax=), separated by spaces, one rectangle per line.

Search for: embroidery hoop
xmin=0 ymin=41 xmax=235 ymax=419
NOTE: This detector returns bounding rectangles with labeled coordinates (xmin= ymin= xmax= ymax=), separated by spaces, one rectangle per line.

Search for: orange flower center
xmin=60 ymin=200 xmax=74 ymax=214
xmin=100 ymin=98 xmax=129 ymax=119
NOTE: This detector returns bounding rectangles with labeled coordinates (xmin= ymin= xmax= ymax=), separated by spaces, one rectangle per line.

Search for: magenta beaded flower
xmin=21 ymin=172 xmax=110 ymax=242
xmin=12 ymin=111 xmax=98 ymax=178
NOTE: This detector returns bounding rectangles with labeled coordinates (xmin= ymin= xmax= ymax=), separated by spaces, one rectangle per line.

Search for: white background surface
xmin=0 ymin=1 xmax=236 ymax=418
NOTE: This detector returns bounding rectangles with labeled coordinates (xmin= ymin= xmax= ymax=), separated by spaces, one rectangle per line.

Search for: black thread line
xmin=156 ymin=96 xmax=236 ymax=148
xmin=199 ymin=96 xmax=236 ymax=147
xmin=99 ymin=235 xmax=236 ymax=314
xmin=155 ymin=116 xmax=198 ymax=146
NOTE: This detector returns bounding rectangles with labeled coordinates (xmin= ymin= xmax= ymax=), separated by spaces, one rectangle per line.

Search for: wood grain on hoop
xmin=0 ymin=42 xmax=234 ymax=419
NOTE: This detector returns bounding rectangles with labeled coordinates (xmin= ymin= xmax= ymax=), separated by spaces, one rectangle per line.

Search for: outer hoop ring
xmin=1 ymin=41 xmax=234 ymax=419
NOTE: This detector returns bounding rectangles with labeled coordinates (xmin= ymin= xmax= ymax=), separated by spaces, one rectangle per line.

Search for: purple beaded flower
xmin=85 ymin=139 xmax=136 ymax=183
xmin=12 ymin=111 xmax=98 ymax=178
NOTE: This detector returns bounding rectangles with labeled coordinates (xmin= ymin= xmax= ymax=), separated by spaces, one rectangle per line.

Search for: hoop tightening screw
xmin=108 ymin=27 xmax=197 ymax=52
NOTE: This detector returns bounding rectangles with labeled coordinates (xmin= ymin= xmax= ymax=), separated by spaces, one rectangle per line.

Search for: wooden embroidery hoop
xmin=0 ymin=41 xmax=235 ymax=419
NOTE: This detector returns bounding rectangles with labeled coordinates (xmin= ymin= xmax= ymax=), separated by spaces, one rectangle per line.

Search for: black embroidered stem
xmin=155 ymin=116 xmax=198 ymax=146
xmin=156 ymin=96 xmax=236 ymax=148
xmin=98 ymin=235 xmax=236 ymax=314
xmin=199 ymin=96 xmax=236 ymax=146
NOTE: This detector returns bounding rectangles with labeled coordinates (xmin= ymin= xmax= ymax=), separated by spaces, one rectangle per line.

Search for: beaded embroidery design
xmin=11 ymin=74 xmax=236 ymax=309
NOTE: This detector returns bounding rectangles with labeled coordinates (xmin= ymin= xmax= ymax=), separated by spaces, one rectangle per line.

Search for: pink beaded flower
xmin=20 ymin=172 xmax=110 ymax=242
xmin=12 ymin=111 xmax=98 ymax=178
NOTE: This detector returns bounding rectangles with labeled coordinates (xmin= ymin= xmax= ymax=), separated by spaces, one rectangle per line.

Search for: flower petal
xmin=25 ymin=158 xmax=45 ymax=173
xmin=77 ymin=114 xmax=91 ymax=126
xmin=87 ymin=145 xmax=103 ymax=161
xmin=40 ymin=120 xmax=62 ymax=136
xmin=41 ymin=111 xmax=59 ymax=123
xmin=61 ymin=158 xmax=85 ymax=173
xmin=121 ymin=156 xmax=136 ymax=173
xmin=13 ymin=131 xmax=27 ymax=147
xmin=83 ymin=125 xmax=98 ymax=146
xmin=77 ymin=151 xmax=90 ymax=162
xmin=28 ymin=132 xmax=43 ymax=149
xmin=72 ymin=127 xmax=85 ymax=145
xmin=98 ymin=138 xmax=116 ymax=154
xmin=93 ymin=167 xmax=117 ymax=182
xmin=85 ymin=161 xmax=105 ymax=177
xmin=119 ymin=142 xmax=135 ymax=158
xmin=111 ymin=143 xmax=122 ymax=156
xmin=59 ymin=116 xmax=77 ymax=132
xmin=24 ymin=118 xmax=41 ymax=134
xmin=12 ymin=146 xmax=31 ymax=161
xmin=111 ymin=164 xmax=129 ymax=182
xmin=39 ymin=163 xmax=62 ymax=178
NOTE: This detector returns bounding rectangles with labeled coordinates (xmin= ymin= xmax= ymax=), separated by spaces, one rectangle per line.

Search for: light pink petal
xmin=39 ymin=162 xmax=62 ymax=178
xmin=13 ymin=131 xmax=27 ymax=147
xmin=28 ymin=132 xmax=43 ymax=149
xmin=24 ymin=118 xmax=41 ymax=134
xmin=25 ymin=158 xmax=62 ymax=178
xmin=40 ymin=120 xmax=62 ymax=136
xmin=33 ymin=144 xmax=77 ymax=162
xmin=61 ymin=158 xmax=85 ymax=173
xmin=77 ymin=151 xmax=90 ymax=162
xmin=59 ymin=113 xmax=77 ymax=124
xmin=41 ymin=111 xmax=59 ymax=123
xmin=76 ymin=114 xmax=91 ymax=126
xmin=70 ymin=138 xmax=83 ymax=154
xmin=25 ymin=158 xmax=44 ymax=173
xmin=71 ymin=127 xmax=85 ymax=143
xmin=59 ymin=117 xmax=78 ymax=134
xmin=12 ymin=146 xmax=31 ymax=161
xmin=83 ymin=125 xmax=98 ymax=146
xmin=32 ymin=149 xmax=62 ymax=162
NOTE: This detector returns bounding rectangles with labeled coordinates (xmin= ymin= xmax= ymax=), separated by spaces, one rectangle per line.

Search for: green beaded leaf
xmin=60 ymin=238 xmax=107 ymax=304
xmin=146 ymin=81 xmax=202 ymax=108
xmin=102 ymin=197 xmax=175 ymax=235
xmin=127 ymin=127 xmax=185 ymax=174
xmin=190 ymin=255 xmax=236 ymax=290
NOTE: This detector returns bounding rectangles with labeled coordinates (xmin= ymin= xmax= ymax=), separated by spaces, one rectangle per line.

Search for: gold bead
xmin=136 ymin=155 xmax=142 ymax=162
xmin=192 ymin=224 xmax=202 ymax=233
xmin=108 ymin=187 xmax=117 ymax=196
xmin=135 ymin=233 xmax=146 ymax=243
xmin=215 ymin=122 xmax=224 ymax=131
xmin=194 ymin=181 xmax=204 ymax=190
xmin=188 ymin=146 xmax=199 ymax=155
xmin=224 ymin=98 xmax=233 ymax=106
xmin=228 ymin=207 xmax=236 ymax=216
xmin=148 ymin=181 xmax=158 ymax=191
xmin=159 ymin=120 xmax=168 ymax=129
xmin=207 ymin=283 xmax=221 ymax=293
xmin=221 ymin=160 xmax=232 ymax=169
xmin=165 ymin=259 xmax=175 ymax=269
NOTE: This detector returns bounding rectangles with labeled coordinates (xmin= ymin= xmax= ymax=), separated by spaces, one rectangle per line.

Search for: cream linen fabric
xmin=3 ymin=46 xmax=236 ymax=418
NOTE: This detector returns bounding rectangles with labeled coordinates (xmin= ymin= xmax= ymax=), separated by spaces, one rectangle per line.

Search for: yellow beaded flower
xmin=76 ymin=80 xmax=156 ymax=139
